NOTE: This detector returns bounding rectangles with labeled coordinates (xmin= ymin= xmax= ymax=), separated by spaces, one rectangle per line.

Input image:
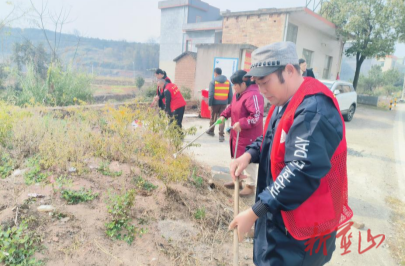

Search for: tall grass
xmin=1 ymin=102 xmax=195 ymax=183
xmin=2 ymin=63 xmax=93 ymax=107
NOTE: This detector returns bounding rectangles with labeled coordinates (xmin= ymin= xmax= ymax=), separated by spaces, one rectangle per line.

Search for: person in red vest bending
xmin=157 ymin=79 xmax=186 ymax=129
xmin=154 ymin=69 xmax=172 ymax=110
xmin=228 ymin=42 xmax=353 ymax=265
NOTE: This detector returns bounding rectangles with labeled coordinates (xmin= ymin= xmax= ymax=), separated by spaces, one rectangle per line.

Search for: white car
xmin=320 ymin=80 xmax=358 ymax=122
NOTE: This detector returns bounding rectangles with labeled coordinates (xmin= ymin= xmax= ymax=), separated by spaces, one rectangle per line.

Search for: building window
xmin=215 ymin=31 xmax=222 ymax=44
xmin=186 ymin=40 xmax=192 ymax=52
xmin=196 ymin=16 xmax=202 ymax=23
xmin=302 ymin=49 xmax=314 ymax=68
xmin=323 ymin=56 xmax=333 ymax=79
xmin=286 ymin=23 xmax=298 ymax=44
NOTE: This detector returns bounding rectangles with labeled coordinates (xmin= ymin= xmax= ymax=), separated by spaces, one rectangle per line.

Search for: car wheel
xmin=344 ymin=104 xmax=355 ymax=122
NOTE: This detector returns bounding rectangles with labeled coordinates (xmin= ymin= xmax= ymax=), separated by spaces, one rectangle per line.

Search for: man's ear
xmin=285 ymin=64 xmax=296 ymax=75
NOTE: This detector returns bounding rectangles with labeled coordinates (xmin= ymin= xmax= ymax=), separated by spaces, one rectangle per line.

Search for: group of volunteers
xmin=153 ymin=41 xmax=352 ymax=266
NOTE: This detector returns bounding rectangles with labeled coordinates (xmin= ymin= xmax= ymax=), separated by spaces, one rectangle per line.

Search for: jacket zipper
xmin=285 ymin=227 xmax=288 ymax=235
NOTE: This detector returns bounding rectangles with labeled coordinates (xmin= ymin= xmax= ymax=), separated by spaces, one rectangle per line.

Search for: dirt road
xmin=182 ymin=103 xmax=405 ymax=266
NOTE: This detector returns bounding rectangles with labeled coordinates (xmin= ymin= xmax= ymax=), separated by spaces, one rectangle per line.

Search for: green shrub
xmin=0 ymin=153 xmax=14 ymax=179
xmin=19 ymin=64 xmax=49 ymax=106
xmin=0 ymin=100 xmax=31 ymax=145
xmin=133 ymin=176 xmax=158 ymax=192
xmin=5 ymin=103 xmax=194 ymax=183
xmin=0 ymin=63 xmax=8 ymax=90
xmin=194 ymin=208 xmax=206 ymax=220
xmin=47 ymin=63 xmax=94 ymax=106
xmin=61 ymin=188 xmax=99 ymax=204
xmin=135 ymin=76 xmax=145 ymax=89
xmin=24 ymin=157 xmax=47 ymax=185
xmin=0 ymin=223 xmax=41 ymax=266
xmin=356 ymin=65 xmax=403 ymax=96
xmin=191 ymin=168 xmax=203 ymax=188
xmin=181 ymin=86 xmax=192 ymax=100
xmin=97 ymin=161 xmax=122 ymax=177
xmin=142 ymin=85 xmax=156 ymax=101
xmin=4 ymin=63 xmax=93 ymax=107
xmin=105 ymin=189 xmax=145 ymax=245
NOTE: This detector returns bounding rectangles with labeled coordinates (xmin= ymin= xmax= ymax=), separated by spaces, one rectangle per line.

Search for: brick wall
xmin=222 ymin=13 xmax=286 ymax=47
xmin=175 ymin=54 xmax=197 ymax=92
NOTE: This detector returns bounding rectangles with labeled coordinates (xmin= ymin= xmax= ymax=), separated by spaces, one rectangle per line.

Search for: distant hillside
xmin=0 ymin=27 xmax=159 ymax=77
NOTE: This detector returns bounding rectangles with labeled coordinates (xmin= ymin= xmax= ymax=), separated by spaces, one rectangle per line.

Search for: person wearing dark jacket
xmin=219 ymin=70 xmax=264 ymax=196
xmin=228 ymin=42 xmax=353 ymax=266
xmin=207 ymin=67 xmax=233 ymax=142
xmin=157 ymin=79 xmax=186 ymax=129
xmin=299 ymin=58 xmax=315 ymax=78
xmin=154 ymin=69 xmax=172 ymax=110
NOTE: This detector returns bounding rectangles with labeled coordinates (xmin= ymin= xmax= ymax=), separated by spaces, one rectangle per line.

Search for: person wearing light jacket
xmin=219 ymin=70 xmax=264 ymax=197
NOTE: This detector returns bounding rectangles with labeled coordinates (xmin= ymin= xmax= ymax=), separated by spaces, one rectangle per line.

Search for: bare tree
xmin=0 ymin=1 xmax=27 ymax=32
xmin=29 ymin=0 xmax=74 ymax=62
xmin=72 ymin=29 xmax=82 ymax=63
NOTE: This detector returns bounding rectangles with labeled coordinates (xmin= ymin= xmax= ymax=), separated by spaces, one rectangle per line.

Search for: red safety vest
xmin=214 ymin=80 xmax=230 ymax=101
xmin=166 ymin=83 xmax=186 ymax=112
xmin=263 ymin=77 xmax=353 ymax=240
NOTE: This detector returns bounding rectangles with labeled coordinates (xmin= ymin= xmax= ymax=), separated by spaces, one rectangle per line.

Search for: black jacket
xmin=303 ymin=68 xmax=315 ymax=78
xmin=247 ymin=93 xmax=343 ymax=266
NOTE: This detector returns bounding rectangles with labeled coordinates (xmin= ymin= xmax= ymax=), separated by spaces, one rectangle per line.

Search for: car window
xmin=335 ymin=85 xmax=344 ymax=94
xmin=342 ymin=85 xmax=351 ymax=93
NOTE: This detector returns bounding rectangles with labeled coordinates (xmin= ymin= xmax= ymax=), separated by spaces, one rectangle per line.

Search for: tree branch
xmin=30 ymin=0 xmax=55 ymax=60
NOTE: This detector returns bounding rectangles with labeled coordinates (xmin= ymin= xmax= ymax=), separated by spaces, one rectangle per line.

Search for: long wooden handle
xmin=233 ymin=176 xmax=239 ymax=265
xmin=174 ymin=119 xmax=224 ymax=157
xmin=233 ymin=131 xmax=240 ymax=266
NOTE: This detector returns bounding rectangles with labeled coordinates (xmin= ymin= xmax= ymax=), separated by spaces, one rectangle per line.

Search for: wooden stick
xmin=233 ymin=131 xmax=240 ymax=266
xmin=14 ymin=207 xmax=19 ymax=226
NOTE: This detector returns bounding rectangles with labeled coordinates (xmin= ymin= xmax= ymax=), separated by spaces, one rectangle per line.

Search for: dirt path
xmin=182 ymin=104 xmax=405 ymax=266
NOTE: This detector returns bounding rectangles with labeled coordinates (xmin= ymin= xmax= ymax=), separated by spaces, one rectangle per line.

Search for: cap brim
xmin=244 ymin=66 xmax=279 ymax=78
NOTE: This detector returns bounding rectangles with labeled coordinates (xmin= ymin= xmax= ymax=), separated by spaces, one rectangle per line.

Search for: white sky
xmin=1 ymin=0 xmax=405 ymax=56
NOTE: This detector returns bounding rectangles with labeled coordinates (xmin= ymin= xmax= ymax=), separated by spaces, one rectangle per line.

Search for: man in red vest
xmin=228 ymin=42 xmax=353 ymax=265
xmin=157 ymin=79 xmax=186 ymax=129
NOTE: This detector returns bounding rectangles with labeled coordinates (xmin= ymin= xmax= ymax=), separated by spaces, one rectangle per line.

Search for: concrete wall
xmin=382 ymin=57 xmax=395 ymax=72
xmin=222 ymin=14 xmax=286 ymax=47
xmin=290 ymin=18 xmax=341 ymax=80
xmin=175 ymin=54 xmax=197 ymax=91
xmin=187 ymin=3 xmax=220 ymax=23
xmin=184 ymin=30 xmax=216 ymax=52
xmin=159 ymin=0 xmax=221 ymax=81
xmin=160 ymin=6 xmax=189 ymax=79
xmin=194 ymin=44 xmax=245 ymax=99
xmin=357 ymin=95 xmax=378 ymax=106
